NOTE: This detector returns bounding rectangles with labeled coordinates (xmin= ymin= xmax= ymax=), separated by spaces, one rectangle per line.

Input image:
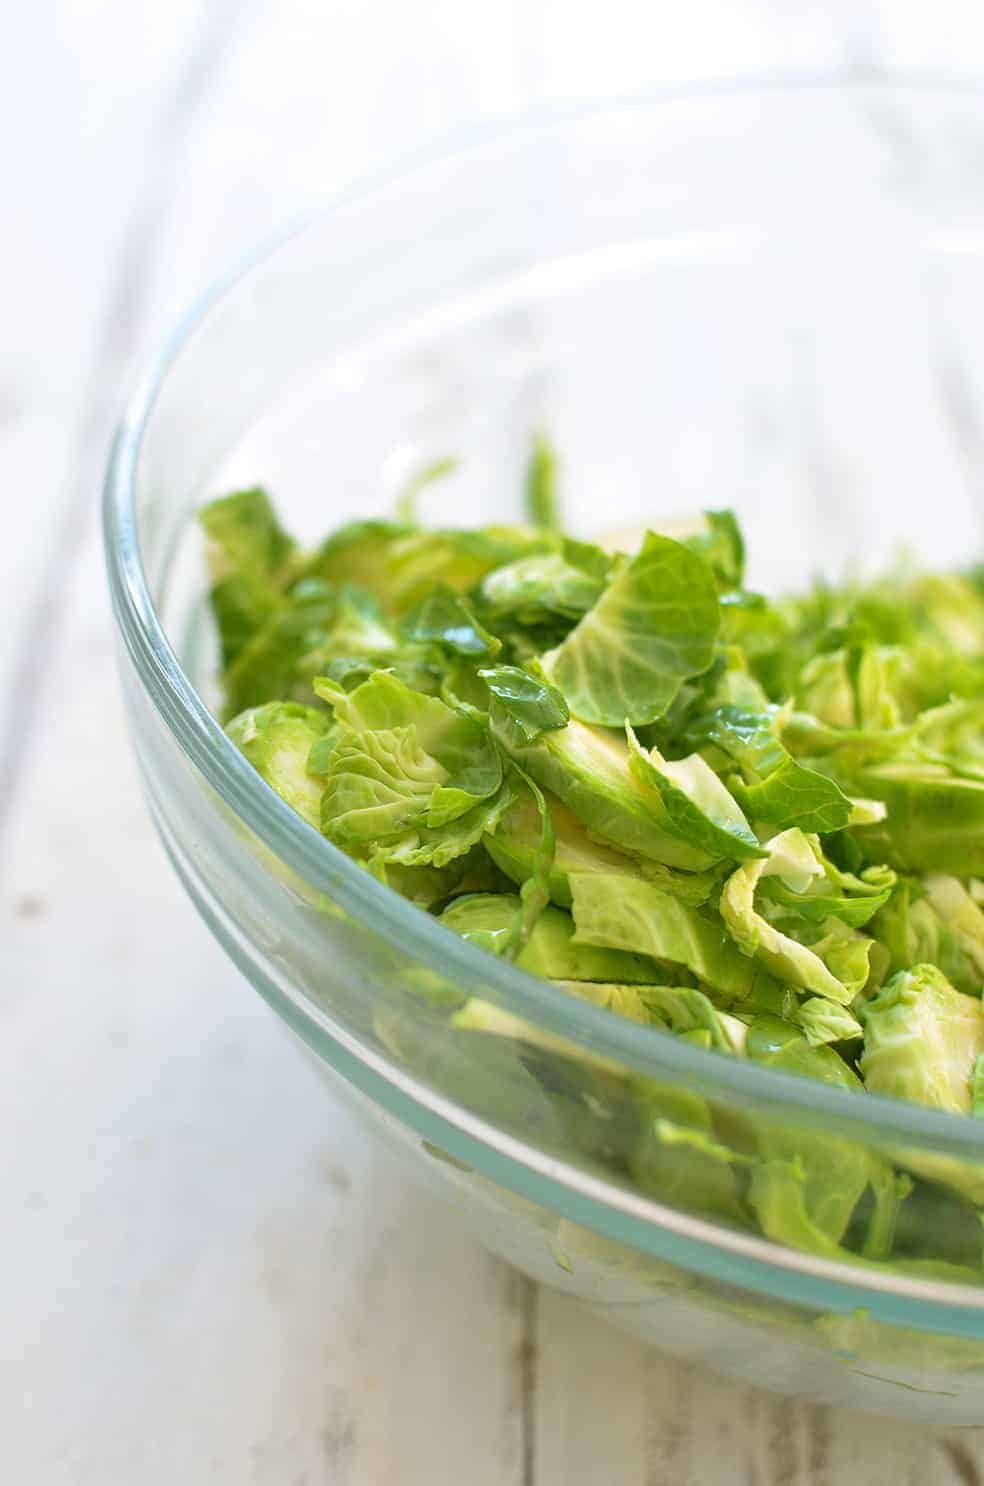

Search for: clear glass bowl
xmin=105 ymin=81 xmax=984 ymax=1422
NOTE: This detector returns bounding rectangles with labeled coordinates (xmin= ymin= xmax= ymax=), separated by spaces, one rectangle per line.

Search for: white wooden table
xmin=5 ymin=4 xmax=984 ymax=1481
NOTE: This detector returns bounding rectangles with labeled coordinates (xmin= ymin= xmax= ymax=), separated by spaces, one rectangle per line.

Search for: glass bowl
xmin=105 ymin=80 xmax=984 ymax=1422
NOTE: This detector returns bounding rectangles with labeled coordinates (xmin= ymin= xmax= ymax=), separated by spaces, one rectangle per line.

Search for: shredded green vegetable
xmin=201 ymin=438 xmax=984 ymax=1274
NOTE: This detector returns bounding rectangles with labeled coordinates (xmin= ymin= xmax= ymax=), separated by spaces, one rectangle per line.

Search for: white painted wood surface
xmin=5 ymin=3 xmax=984 ymax=1481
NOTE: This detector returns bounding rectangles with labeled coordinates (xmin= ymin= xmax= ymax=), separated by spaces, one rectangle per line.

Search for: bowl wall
xmin=108 ymin=83 xmax=984 ymax=1421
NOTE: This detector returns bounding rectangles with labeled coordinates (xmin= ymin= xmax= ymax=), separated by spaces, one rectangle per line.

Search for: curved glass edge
xmin=155 ymin=788 xmax=984 ymax=1336
xmin=103 ymin=77 xmax=984 ymax=1181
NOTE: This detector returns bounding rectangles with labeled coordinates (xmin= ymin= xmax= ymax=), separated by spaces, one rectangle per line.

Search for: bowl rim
xmin=105 ymin=72 xmax=984 ymax=1316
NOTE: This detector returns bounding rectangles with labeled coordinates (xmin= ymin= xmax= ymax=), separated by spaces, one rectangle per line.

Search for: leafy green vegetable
xmin=484 ymin=786 xmax=718 ymax=909
xmin=684 ymin=706 xmax=853 ymax=833
xmin=221 ymin=577 xmax=338 ymax=718
xmin=226 ymin=701 xmax=332 ymax=829
xmin=479 ymin=664 xmax=570 ymax=742
xmin=302 ymin=519 xmax=547 ymax=615
xmin=721 ymin=830 xmax=873 ymax=1005
xmin=543 ymin=531 xmax=720 ymax=726
xmin=201 ymin=486 xmax=296 ymax=584
xmin=525 ymin=431 xmax=560 ymax=531
xmin=626 ymin=726 xmax=766 ymax=863
xmin=403 ymin=584 xmax=501 ymax=659
xmin=868 ymin=877 xmax=984 ymax=996
xmin=441 ymin=894 xmax=661 ymax=983
xmin=313 ymin=671 xmax=505 ymax=864
xmin=796 ymin=997 xmax=864 ymax=1048
xmin=636 ymin=984 xmax=748 ymax=1053
xmin=972 ymin=1054 xmax=984 ymax=1119
xmin=630 ymin=1083 xmax=748 ymax=1224
xmin=848 ymin=766 xmax=984 ymax=876
xmin=861 ymin=966 xmax=984 ymax=1204
xmin=757 ymin=852 xmax=895 ymax=929
xmin=478 ymin=552 xmax=604 ymax=626
xmin=681 ymin=509 xmax=745 ymax=591
xmin=860 ymin=966 xmax=984 ymax=1116
xmin=569 ymin=873 xmax=783 ymax=1005
xmin=319 ymin=583 xmax=397 ymax=659
xmin=496 ymin=770 xmax=556 ymax=962
xmin=205 ymin=454 xmax=984 ymax=1285
xmin=395 ymin=455 xmax=459 ymax=523
xmin=747 ymin=1027 xmax=898 ymax=1257
xmin=208 ymin=574 xmax=280 ymax=669
xmin=491 ymin=711 xmax=719 ymax=869
xmin=449 ymin=997 xmax=627 ymax=1077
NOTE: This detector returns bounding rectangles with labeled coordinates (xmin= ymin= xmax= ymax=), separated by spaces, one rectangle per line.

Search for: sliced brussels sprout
xmin=226 ymin=700 xmax=332 ymax=829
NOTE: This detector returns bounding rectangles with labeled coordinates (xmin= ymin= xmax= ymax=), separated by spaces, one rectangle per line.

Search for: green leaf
xmin=796 ymin=649 xmax=860 ymax=729
xmin=858 ymin=968 xmax=984 ymax=1206
xmin=718 ymin=589 xmax=785 ymax=657
xmin=848 ymin=765 xmax=984 ymax=876
xmin=321 ymin=724 xmax=446 ymax=844
xmin=484 ymin=784 xmax=718 ymax=909
xmin=199 ymin=486 xmax=296 ymax=583
xmin=491 ymin=710 xmax=718 ymax=870
xmin=395 ymin=455 xmax=459 ymax=523
xmin=497 ymin=770 xmax=556 ymax=963
xmin=757 ymin=853 xmax=896 ymax=929
xmin=226 ymin=701 xmax=331 ymax=829
xmin=315 ymin=655 xmax=378 ymax=692
xmin=746 ymin=1028 xmax=893 ymax=1254
xmin=796 ymin=997 xmax=864 ymax=1047
xmin=302 ymin=519 xmax=548 ymax=615
xmin=441 ymin=894 xmax=661 ymax=984
xmin=221 ymin=577 xmax=337 ymax=718
xmin=207 ymin=571 xmax=280 ymax=668
xmin=542 ymin=531 xmax=720 ymax=726
xmin=922 ymin=875 xmax=984 ymax=981
xmin=316 ymin=672 xmax=502 ymax=851
xmin=630 ymin=1084 xmax=748 ymax=1224
xmin=373 ymin=780 xmax=516 ymax=870
xmin=369 ymin=851 xmax=490 ymax=911
xmin=626 ymin=725 xmax=766 ymax=862
xmin=551 ymin=980 xmax=653 ymax=1025
xmin=525 ymin=430 xmax=560 ymax=531
xmin=199 ymin=489 xmax=305 ymax=676
xmin=636 ymin=985 xmax=747 ymax=1054
xmin=306 ymin=728 xmax=341 ymax=779
xmin=269 ymin=581 xmax=404 ymax=701
xmin=569 ymin=873 xmax=783 ymax=1005
xmin=403 ymin=583 xmax=501 ymax=659
xmin=373 ymin=1003 xmax=573 ymax=1152
xmin=684 ymin=706 xmax=853 ymax=833
xmin=861 ymin=965 xmax=984 ymax=1116
xmin=682 ymin=509 xmax=745 ymax=591
xmin=560 ymin=536 xmax=614 ymax=584
xmin=972 ymin=1055 xmax=984 ymax=1118
xmin=322 ymin=583 xmax=397 ymax=657
xmin=320 ymin=671 xmax=501 ymax=808
xmin=478 ymin=552 xmax=604 ymax=625
xmin=719 ymin=830 xmax=872 ymax=1005
xmin=480 ymin=664 xmax=569 ymax=743
xmin=449 ymin=997 xmax=626 ymax=1078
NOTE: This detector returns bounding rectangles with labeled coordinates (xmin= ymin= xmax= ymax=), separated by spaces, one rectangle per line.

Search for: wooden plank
xmin=533 ymin=1288 xmax=984 ymax=1484
xmin=534 ymin=1289 xmax=649 ymax=1486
